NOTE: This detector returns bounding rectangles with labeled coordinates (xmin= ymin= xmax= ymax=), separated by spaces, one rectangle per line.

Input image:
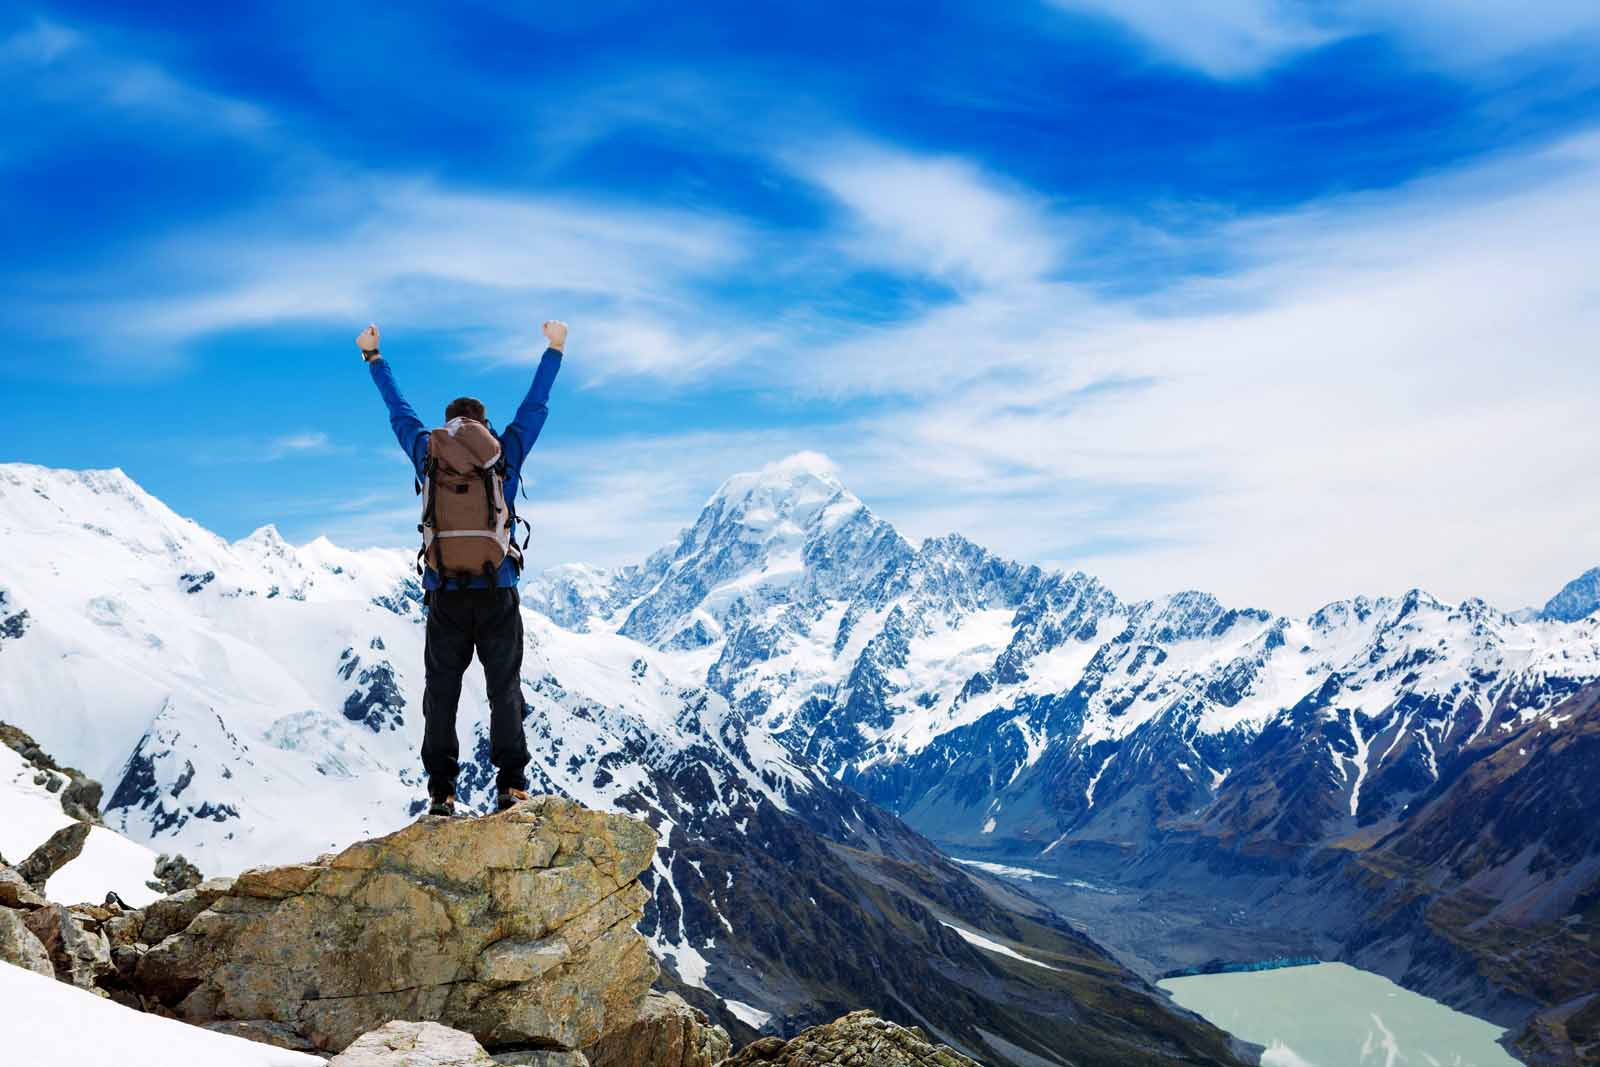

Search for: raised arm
xmin=357 ymin=324 xmax=428 ymax=479
xmin=500 ymin=319 xmax=566 ymax=472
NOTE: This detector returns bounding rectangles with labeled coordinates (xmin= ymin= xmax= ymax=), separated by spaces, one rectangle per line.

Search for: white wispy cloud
xmin=266 ymin=432 xmax=333 ymax=459
xmin=1044 ymin=0 xmax=1338 ymax=78
xmin=1044 ymin=0 xmax=1600 ymax=77
xmin=795 ymin=143 xmax=1065 ymax=289
xmin=0 ymin=17 xmax=270 ymax=135
xmin=40 ymin=173 xmax=761 ymax=381
xmin=764 ymin=131 xmax=1600 ymax=612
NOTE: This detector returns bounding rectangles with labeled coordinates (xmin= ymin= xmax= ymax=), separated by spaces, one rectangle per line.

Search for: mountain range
xmin=4 ymin=454 xmax=1597 ymax=1064
xmin=0 ymin=461 xmax=1249 ymax=1067
xmin=525 ymin=452 xmax=1600 ymax=1062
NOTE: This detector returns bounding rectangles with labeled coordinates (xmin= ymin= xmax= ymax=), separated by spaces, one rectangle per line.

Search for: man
xmin=357 ymin=319 xmax=566 ymax=816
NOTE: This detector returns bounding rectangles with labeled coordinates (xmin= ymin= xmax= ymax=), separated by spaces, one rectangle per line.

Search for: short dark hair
xmin=445 ymin=397 xmax=486 ymax=423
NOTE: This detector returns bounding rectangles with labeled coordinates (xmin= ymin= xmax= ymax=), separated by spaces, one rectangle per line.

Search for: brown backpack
xmin=418 ymin=418 xmax=519 ymax=585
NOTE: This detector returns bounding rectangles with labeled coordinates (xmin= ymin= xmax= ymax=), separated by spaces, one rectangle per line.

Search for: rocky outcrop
xmin=586 ymin=990 xmax=730 ymax=1067
xmin=0 ymin=904 xmax=52 ymax=976
xmin=0 ymin=862 xmax=47 ymax=909
xmin=17 ymin=821 xmax=90 ymax=890
xmin=146 ymin=852 xmax=204 ymax=895
xmin=129 ymin=797 xmax=659 ymax=1055
xmin=722 ymin=1011 xmax=980 ymax=1067
xmin=137 ymin=875 xmax=234 ymax=944
xmin=24 ymin=902 xmax=112 ymax=989
xmin=0 ymin=720 xmax=104 ymax=823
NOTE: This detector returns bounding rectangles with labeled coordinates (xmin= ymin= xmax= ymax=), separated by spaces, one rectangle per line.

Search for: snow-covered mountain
xmin=527 ymin=453 xmax=1600 ymax=868
xmin=0 ymin=462 xmax=1245 ymax=1067
xmin=1542 ymin=565 xmax=1600 ymax=623
xmin=520 ymin=452 xmax=1600 ymax=1060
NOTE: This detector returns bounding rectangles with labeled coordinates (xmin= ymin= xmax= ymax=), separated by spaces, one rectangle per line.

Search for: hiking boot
xmin=496 ymin=787 xmax=531 ymax=813
xmin=427 ymin=794 xmax=456 ymax=817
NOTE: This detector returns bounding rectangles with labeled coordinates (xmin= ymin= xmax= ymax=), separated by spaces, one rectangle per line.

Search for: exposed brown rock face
xmin=24 ymin=902 xmax=112 ymax=989
xmin=137 ymin=876 xmax=234 ymax=945
xmin=586 ymin=990 xmax=731 ymax=1067
xmin=0 ymin=904 xmax=53 ymax=976
xmin=131 ymin=797 xmax=661 ymax=1055
xmin=721 ymin=1011 xmax=981 ymax=1067
xmin=0 ymin=862 xmax=47 ymax=909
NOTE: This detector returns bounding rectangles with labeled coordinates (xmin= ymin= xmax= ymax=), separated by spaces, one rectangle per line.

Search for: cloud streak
xmin=1043 ymin=0 xmax=1600 ymax=77
xmin=796 ymin=143 xmax=1066 ymax=289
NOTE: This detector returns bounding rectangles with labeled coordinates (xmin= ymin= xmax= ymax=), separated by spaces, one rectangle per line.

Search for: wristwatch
xmin=362 ymin=349 xmax=381 ymax=362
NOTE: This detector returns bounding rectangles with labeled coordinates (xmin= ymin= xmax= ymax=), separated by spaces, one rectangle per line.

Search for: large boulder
xmin=137 ymin=875 xmax=234 ymax=945
xmin=133 ymin=797 xmax=659 ymax=1055
xmin=325 ymin=1021 xmax=594 ymax=1067
xmin=721 ymin=1011 xmax=980 ymax=1067
xmin=23 ymin=902 xmax=112 ymax=989
xmin=0 ymin=905 xmax=53 ymax=976
xmin=0 ymin=863 xmax=47 ymax=909
xmin=586 ymin=990 xmax=731 ymax=1067
xmin=328 ymin=1021 xmax=498 ymax=1066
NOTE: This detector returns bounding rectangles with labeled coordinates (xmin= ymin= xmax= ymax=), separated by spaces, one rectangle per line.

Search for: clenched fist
xmin=356 ymin=323 xmax=381 ymax=358
xmin=542 ymin=320 xmax=567 ymax=351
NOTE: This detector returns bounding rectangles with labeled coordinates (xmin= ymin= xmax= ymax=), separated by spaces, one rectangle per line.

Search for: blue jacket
xmin=368 ymin=348 xmax=563 ymax=590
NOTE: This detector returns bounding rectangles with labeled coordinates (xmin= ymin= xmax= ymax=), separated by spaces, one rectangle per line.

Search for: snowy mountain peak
xmin=709 ymin=450 xmax=844 ymax=503
xmin=1542 ymin=565 xmax=1600 ymax=623
xmin=240 ymin=523 xmax=285 ymax=543
xmin=3 ymin=462 xmax=155 ymax=512
xmin=700 ymin=451 xmax=863 ymax=539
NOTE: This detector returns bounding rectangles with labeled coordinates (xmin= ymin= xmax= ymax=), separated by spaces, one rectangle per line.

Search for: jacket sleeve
xmin=367 ymin=358 xmax=429 ymax=479
xmin=499 ymin=348 xmax=563 ymax=472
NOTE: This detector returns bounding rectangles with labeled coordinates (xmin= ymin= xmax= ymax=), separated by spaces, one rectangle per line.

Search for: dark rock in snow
xmin=145 ymin=852 xmax=204 ymax=895
xmin=17 ymin=822 xmax=90 ymax=891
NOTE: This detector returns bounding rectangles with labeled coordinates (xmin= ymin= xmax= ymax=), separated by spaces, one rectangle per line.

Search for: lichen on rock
xmin=721 ymin=1010 xmax=981 ymax=1067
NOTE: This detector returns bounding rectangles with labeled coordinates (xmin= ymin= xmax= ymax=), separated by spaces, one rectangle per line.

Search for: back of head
xmin=445 ymin=397 xmax=486 ymax=424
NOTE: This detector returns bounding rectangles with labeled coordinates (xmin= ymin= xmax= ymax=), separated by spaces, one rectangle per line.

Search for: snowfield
xmin=0 ymin=961 xmax=320 ymax=1067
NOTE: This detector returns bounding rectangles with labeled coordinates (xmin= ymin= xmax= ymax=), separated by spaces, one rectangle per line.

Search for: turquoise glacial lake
xmin=1159 ymin=962 xmax=1519 ymax=1067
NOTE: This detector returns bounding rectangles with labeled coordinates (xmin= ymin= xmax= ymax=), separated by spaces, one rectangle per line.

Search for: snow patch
xmin=939 ymin=921 xmax=1062 ymax=971
xmin=1 ymin=962 xmax=320 ymax=1066
xmin=724 ymin=998 xmax=774 ymax=1029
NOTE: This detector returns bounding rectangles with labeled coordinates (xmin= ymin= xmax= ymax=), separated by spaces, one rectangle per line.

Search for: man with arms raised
xmin=357 ymin=319 xmax=566 ymax=816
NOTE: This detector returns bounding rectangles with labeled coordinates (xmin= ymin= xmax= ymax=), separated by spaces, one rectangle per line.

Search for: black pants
xmin=421 ymin=587 xmax=531 ymax=799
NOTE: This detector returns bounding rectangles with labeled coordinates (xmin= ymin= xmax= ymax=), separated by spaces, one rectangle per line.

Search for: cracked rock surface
xmin=130 ymin=796 xmax=659 ymax=1054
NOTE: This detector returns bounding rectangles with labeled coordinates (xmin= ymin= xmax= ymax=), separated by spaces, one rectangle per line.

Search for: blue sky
xmin=4 ymin=2 xmax=1599 ymax=612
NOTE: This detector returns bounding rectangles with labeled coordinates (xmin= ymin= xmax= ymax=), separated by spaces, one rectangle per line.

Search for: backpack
xmin=416 ymin=418 xmax=523 ymax=586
